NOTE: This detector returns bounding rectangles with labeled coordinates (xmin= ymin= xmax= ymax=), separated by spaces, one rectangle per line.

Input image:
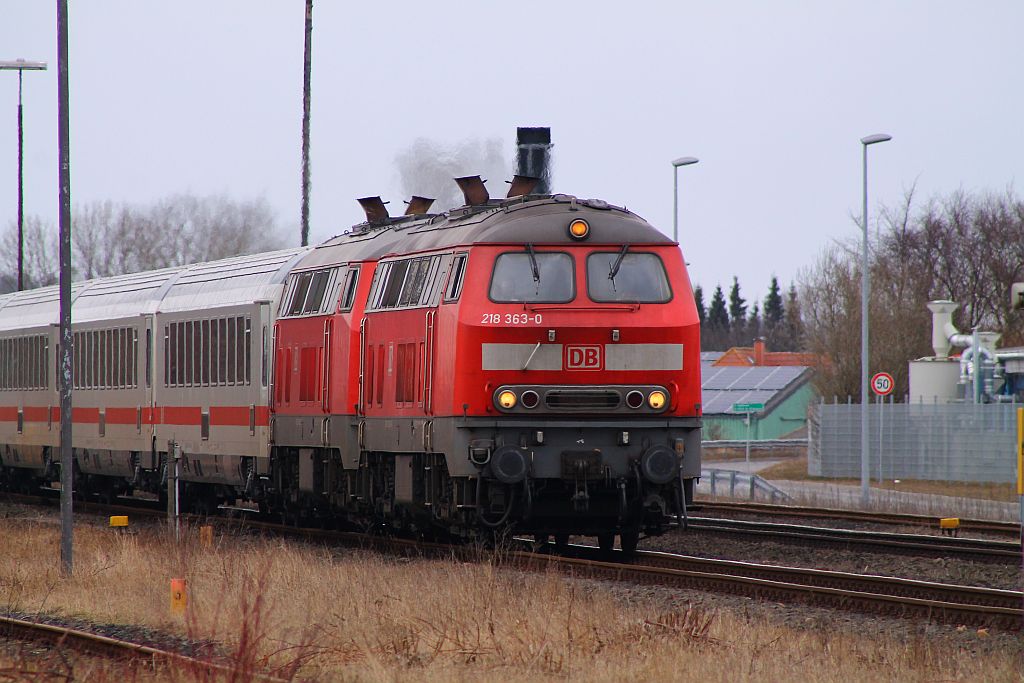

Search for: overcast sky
xmin=1 ymin=3 xmax=1022 ymax=302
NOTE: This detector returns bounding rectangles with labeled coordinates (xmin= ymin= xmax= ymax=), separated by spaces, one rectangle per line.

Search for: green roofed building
xmin=701 ymin=360 xmax=814 ymax=441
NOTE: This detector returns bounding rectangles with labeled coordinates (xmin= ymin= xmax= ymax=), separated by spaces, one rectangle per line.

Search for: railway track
xmin=0 ymin=614 xmax=285 ymax=681
xmin=4 ymin=491 xmax=1022 ymax=632
xmin=695 ymin=500 xmax=1021 ymax=538
xmin=682 ymin=516 xmax=1022 ymax=563
xmin=530 ymin=546 xmax=1023 ymax=631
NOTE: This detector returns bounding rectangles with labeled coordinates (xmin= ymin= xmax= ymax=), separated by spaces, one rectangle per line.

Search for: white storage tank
xmin=909 ymin=358 xmax=961 ymax=403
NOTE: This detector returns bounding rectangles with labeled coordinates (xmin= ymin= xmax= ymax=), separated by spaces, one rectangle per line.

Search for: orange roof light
xmin=568 ymin=219 xmax=590 ymax=240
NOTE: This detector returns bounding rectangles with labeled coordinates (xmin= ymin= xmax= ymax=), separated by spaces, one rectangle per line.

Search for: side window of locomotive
xmin=339 ymin=267 xmax=360 ymax=312
xmin=489 ymin=252 xmax=575 ymax=303
xmin=281 ymin=268 xmax=342 ymax=317
xmin=367 ymin=255 xmax=444 ymax=311
xmin=286 ymin=272 xmax=312 ymax=315
xmin=586 ymin=252 xmax=673 ymax=303
xmin=443 ymin=253 xmax=468 ymax=302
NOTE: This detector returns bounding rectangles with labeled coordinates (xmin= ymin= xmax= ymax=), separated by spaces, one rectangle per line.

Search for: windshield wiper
xmin=608 ymin=244 xmax=629 ymax=280
xmin=525 ymin=243 xmax=540 ymax=282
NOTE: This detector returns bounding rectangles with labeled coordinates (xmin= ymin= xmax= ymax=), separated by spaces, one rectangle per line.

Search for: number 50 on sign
xmin=871 ymin=372 xmax=894 ymax=396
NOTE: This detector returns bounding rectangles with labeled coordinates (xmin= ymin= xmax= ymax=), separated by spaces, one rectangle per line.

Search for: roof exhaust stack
xmin=516 ymin=127 xmax=552 ymax=194
xmin=404 ymin=196 xmax=435 ymax=216
xmin=927 ymin=300 xmax=967 ymax=358
xmin=506 ymin=174 xmax=540 ymax=198
xmin=455 ymin=175 xmax=490 ymax=206
xmin=357 ymin=196 xmax=390 ymax=224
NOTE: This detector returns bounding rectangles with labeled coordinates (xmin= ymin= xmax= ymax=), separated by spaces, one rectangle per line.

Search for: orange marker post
xmin=170 ymin=578 xmax=187 ymax=615
xmin=199 ymin=525 xmax=213 ymax=548
xmin=1017 ymin=407 xmax=1023 ymax=629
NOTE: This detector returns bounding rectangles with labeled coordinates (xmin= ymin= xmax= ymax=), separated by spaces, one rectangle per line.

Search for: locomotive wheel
xmin=597 ymin=532 xmax=615 ymax=555
xmin=554 ymin=533 xmax=570 ymax=550
xmin=532 ymin=533 xmax=550 ymax=552
xmin=619 ymin=529 xmax=640 ymax=556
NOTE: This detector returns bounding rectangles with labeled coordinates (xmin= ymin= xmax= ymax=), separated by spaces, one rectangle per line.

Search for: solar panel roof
xmin=700 ymin=362 xmax=811 ymax=415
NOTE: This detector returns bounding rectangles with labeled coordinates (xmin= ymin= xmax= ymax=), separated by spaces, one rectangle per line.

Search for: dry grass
xmin=759 ymin=455 xmax=1018 ymax=502
xmin=0 ymin=518 xmax=1019 ymax=681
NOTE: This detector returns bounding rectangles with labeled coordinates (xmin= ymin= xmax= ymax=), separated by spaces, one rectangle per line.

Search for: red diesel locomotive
xmin=0 ymin=176 xmax=702 ymax=552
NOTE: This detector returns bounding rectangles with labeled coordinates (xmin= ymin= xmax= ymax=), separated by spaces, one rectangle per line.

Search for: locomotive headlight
xmin=647 ymin=390 xmax=667 ymax=410
xmin=497 ymin=390 xmax=518 ymax=409
xmin=567 ymin=219 xmax=590 ymax=240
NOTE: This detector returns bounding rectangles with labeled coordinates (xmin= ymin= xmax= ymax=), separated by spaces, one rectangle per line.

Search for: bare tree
xmin=0 ymin=215 xmax=58 ymax=291
xmin=1 ymin=193 xmax=285 ymax=291
xmin=800 ymin=188 xmax=1024 ymax=400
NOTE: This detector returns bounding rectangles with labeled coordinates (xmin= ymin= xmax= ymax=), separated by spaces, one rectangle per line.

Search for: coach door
xmin=142 ymin=314 xmax=157 ymax=470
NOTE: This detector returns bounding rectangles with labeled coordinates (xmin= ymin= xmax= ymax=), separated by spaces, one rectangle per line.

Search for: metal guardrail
xmin=699 ymin=468 xmax=793 ymax=503
xmin=702 ymin=439 xmax=808 ymax=448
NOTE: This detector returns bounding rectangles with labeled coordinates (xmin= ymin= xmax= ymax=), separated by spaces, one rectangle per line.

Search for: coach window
xmin=218 ymin=318 xmax=228 ymax=385
xmin=489 ymin=251 xmax=574 ymax=303
xmin=244 ymin=317 xmax=252 ymax=385
xmin=586 ymin=251 xmax=672 ymax=303
xmin=177 ymin=322 xmax=186 ymax=387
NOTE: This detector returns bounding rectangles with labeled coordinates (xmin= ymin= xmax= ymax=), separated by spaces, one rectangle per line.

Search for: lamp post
xmin=672 ymin=156 xmax=699 ymax=243
xmin=860 ymin=133 xmax=892 ymax=506
xmin=0 ymin=59 xmax=48 ymax=291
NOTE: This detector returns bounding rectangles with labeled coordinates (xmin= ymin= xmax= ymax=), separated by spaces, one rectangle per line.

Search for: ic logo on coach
xmin=565 ymin=345 xmax=602 ymax=370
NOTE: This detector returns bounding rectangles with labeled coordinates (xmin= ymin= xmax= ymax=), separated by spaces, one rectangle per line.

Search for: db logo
xmin=566 ymin=345 xmax=602 ymax=370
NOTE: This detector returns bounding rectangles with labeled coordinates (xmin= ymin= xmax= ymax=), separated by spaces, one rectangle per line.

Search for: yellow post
xmin=1017 ymin=407 xmax=1023 ymax=497
xmin=170 ymin=578 xmax=187 ymax=615
xmin=199 ymin=525 xmax=213 ymax=548
xmin=1017 ymin=408 xmax=1023 ymax=631
xmin=108 ymin=516 xmax=128 ymax=528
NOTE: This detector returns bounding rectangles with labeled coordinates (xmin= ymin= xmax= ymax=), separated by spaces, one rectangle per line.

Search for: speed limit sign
xmin=871 ymin=372 xmax=895 ymax=396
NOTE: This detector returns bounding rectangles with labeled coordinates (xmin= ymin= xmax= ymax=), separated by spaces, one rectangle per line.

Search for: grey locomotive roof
xmin=0 ymin=248 xmax=308 ymax=332
xmin=293 ymin=194 xmax=672 ymax=271
xmin=0 ymin=192 xmax=664 ymax=331
xmin=701 ymin=363 xmax=812 ymax=415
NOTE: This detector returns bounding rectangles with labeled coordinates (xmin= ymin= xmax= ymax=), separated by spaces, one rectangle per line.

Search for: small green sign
xmin=732 ymin=402 xmax=764 ymax=413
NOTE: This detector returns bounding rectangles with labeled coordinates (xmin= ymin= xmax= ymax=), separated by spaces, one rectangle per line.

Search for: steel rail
xmin=521 ymin=549 xmax=1023 ymax=631
xmin=681 ymin=516 xmax=1021 ymax=563
xmin=694 ymin=500 xmax=1020 ymax=537
xmin=0 ymin=614 xmax=286 ymax=681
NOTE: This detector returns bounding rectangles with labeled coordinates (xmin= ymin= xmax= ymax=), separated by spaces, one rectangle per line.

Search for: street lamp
xmin=860 ymin=133 xmax=892 ymax=505
xmin=672 ymin=156 xmax=699 ymax=243
xmin=0 ymin=59 xmax=48 ymax=291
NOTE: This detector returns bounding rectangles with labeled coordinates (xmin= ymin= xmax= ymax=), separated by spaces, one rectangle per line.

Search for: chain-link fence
xmin=809 ymin=398 xmax=1019 ymax=483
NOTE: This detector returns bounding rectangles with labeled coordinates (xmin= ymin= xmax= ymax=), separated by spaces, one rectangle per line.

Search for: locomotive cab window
xmin=339 ymin=266 xmax=360 ymax=311
xmin=443 ymin=253 xmax=468 ymax=302
xmin=586 ymin=251 xmax=672 ymax=303
xmin=489 ymin=250 xmax=574 ymax=303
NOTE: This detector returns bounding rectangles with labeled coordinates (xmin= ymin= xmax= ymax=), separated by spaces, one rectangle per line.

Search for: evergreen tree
xmin=693 ymin=285 xmax=706 ymax=325
xmin=728 ymin=276 xmax=747 ymax=346
xmin=705 ymin=284 xmax=730 ymax=350
xmin=764 ymin=276 xmax=784 ymax=326
xmin=783 ymin=282 xmax=804 ymax=350
xmin=728 ymin=276 xmax=747 ymax=324
xmin=764 ymin=276 xmax=784 ymax=349
xmin=748 ymin=302 xmax=762 ymax=342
